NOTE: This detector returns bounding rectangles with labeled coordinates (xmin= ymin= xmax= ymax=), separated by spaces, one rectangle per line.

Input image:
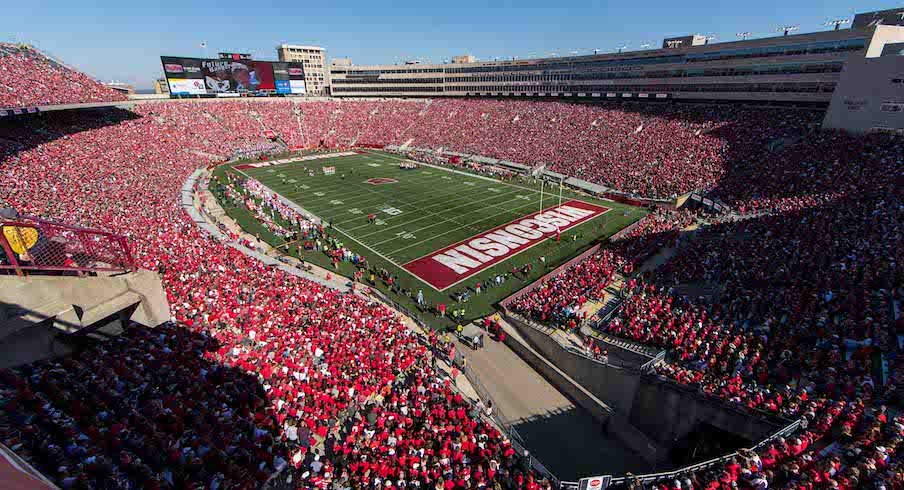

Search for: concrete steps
xmin=594 ymin=296 xmax=623 ymax=325
xmin=0 ymin=270 xmax=169 ymax=367
xmin=583 ymin=330 xmax=661 ymax=359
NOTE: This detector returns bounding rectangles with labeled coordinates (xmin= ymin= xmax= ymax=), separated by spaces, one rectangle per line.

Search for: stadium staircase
xmin=593 ymin=294 xmax=623 ymax=325
xmin=293 ymin=105 xmax=306 ymax=147
xmin=581 ymin=328 xmax=662 ymax=359
xmin=397 ymin=101 xmax=432 ymax=145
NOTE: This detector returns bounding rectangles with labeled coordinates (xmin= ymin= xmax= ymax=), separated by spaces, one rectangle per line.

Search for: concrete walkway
xmin=459 ymin=319 xmax=650 ymax=479
xmin=459 ymin=331 xmax=573 ymax=422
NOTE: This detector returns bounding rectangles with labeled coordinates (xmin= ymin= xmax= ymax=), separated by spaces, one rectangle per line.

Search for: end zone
xmin=402 ymin=200 xmax=610 ymax=290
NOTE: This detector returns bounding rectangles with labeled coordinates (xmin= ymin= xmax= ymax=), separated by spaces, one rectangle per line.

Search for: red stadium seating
xmin=0 ymin=103 xmax=546 ymax=489
xmin=0 ymin=44 xmax=127 ymax=109
xmin=0 ymin=97 xmax=901 ymax=490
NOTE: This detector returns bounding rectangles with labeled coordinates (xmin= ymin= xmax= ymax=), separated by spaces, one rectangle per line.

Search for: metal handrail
xmin=1 ymin=215 xmax=136 ymax=276
xmin=560 ymin=418 xmax=802 ymax=489
xmin=639 ymin=350 xmax=666 ymax=373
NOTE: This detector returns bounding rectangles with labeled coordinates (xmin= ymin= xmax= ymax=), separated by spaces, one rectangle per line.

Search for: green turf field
xmin=215 ymin=150 xmax=647 ymax=329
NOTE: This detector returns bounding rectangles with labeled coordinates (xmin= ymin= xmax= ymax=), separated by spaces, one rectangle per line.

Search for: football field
xmin=223 ymin=150 xmax=646 ymax=323
xmin=235 ymin=151 xmax=646 ymax=291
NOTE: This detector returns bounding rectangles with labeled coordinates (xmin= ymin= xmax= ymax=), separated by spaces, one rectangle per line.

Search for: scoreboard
xmin=160 ymin=55 xmax=306 ymax=96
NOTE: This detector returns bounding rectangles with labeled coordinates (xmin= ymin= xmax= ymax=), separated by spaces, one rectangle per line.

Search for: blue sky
xmin=3 ymin=0 xmax=901 ymax=90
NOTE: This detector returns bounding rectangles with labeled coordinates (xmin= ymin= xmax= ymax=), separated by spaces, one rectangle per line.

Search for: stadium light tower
xmin=776 ymin=25 xmax=800 ymax=36
xmin=640 ymin=43 xmax=651 ymax=50
xmin=824 ymin=19 xmax=850 ymax=30
xmin=592 ymin=48 xmax=602 ymax=55
xmin=736 ymin=31 xmax=752 ymax=40
xmin=615 ymin=45 xmax=628 ymax=53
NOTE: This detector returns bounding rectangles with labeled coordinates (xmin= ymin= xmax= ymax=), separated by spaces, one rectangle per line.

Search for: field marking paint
xmin=239 ymin=151 xmax=632 ymax=290
xmin=384 ymin=197 xmax=540 ymax=257
xmin=357 ymin=186 xmax=525 ymax=240
xmin=322 ymin=179 xmax=499 ymax=226
xmin=233 ymin=165 xmax=429 ymax=285
xmin=363 ymin=150 xmax=554 ymax=196
xmin=402 ymin=200 xmax=611 ymax=291
xmin=262 ymin=163 xmax=463 ymax=211
xmin=364 ymin=191 xmax=531 ymax=247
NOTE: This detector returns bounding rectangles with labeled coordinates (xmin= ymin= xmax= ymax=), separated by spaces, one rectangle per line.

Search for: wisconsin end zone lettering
xmin=403 ymin=200 xmax=609 ymax=290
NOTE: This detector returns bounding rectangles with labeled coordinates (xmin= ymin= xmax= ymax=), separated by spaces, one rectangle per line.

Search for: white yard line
xmin=364 ymin=187 xmax=527 ymax=242
xmin=234 ymin=165 xmax=429 ymax=285
xmin=386 ymin=198 xmax=542 ymax=257
xmin=365 ymin=150 xmax=552 ymax=195
xmin=268 ymin=168 xmax=468 ymax=219
xmin=319 ymin=179 xmax=490 ymax=225
xmin=266 ymin=166 xmax=440 ymax=201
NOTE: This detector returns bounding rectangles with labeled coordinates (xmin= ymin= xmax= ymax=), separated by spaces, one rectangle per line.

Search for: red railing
xmin=0 ymin=216 xmax=135 ymax=276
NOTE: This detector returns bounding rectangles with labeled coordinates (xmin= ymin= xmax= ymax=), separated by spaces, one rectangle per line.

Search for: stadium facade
xmin=329 ymin=9 xmax=904 ymax=111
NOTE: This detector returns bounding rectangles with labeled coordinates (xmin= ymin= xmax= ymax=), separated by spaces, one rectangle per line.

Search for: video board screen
xmin=160 ymin=56 xmax=304 ymax=95
xmin=200 ymin=59 xmax=275 ymax=93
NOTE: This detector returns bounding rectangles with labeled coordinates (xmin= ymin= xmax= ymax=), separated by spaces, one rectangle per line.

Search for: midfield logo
xmin=365 ymin=178 xmax=398 ymax=185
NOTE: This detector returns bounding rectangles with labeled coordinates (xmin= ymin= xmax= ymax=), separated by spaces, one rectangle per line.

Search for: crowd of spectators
xmin=597 ymin=132 xmax=902 ymax=488
xmin=3 ymin=94 xmax=832 ymax=203
xmin=217 ymin=173 xmax=318 ymax=242
xmin=0 ymin=43 xmax=127 ymax=109
xmin=508 ymin=208 xmax=697 ymax=329
xmin=493 ymin=108 xmax=901 ymax=489
xmin=0 ymin=102 xmax=547 ymax=489
xmin=0 ymin=89 xmax=901 ymax=489
xmin=134 ymin=99 xmax=831 ymax=202
xmin=402 ymin=100 xmax=821 ymax=199
xmin=509 ymin=250 xmax=623 ymax=329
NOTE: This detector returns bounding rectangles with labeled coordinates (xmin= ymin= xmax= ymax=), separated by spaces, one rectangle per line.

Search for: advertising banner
xmin=161 ymin=56 xmax=300 ymax=95
xmin=273 ymin=62 xmax=306 ymax=94
xmin=289 ymin=80 xmax=306 ymax=94
xmin=579 ymin=476 xmax=612 ymax=490
xmin=160 ymin=57 xmax=204 ymax=79
xmin=218 ymin=52 xmax=253 ymax=61
xmin=167 ymin=78 xmax=206 ymax=95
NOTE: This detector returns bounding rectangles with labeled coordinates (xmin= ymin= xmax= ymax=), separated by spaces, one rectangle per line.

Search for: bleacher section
xmin=0 ymin=91 xmax=901 ymax=490
xmin=0 ymin=43 xmax=126 ymax=111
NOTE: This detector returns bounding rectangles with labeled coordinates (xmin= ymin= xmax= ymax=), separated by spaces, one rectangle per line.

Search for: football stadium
xmin=0 ymin=5 xmax=902 ymax=490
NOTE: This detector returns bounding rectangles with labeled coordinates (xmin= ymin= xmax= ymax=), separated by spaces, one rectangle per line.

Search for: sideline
xmin=182 ymin=168 xmax=349 ymax=291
